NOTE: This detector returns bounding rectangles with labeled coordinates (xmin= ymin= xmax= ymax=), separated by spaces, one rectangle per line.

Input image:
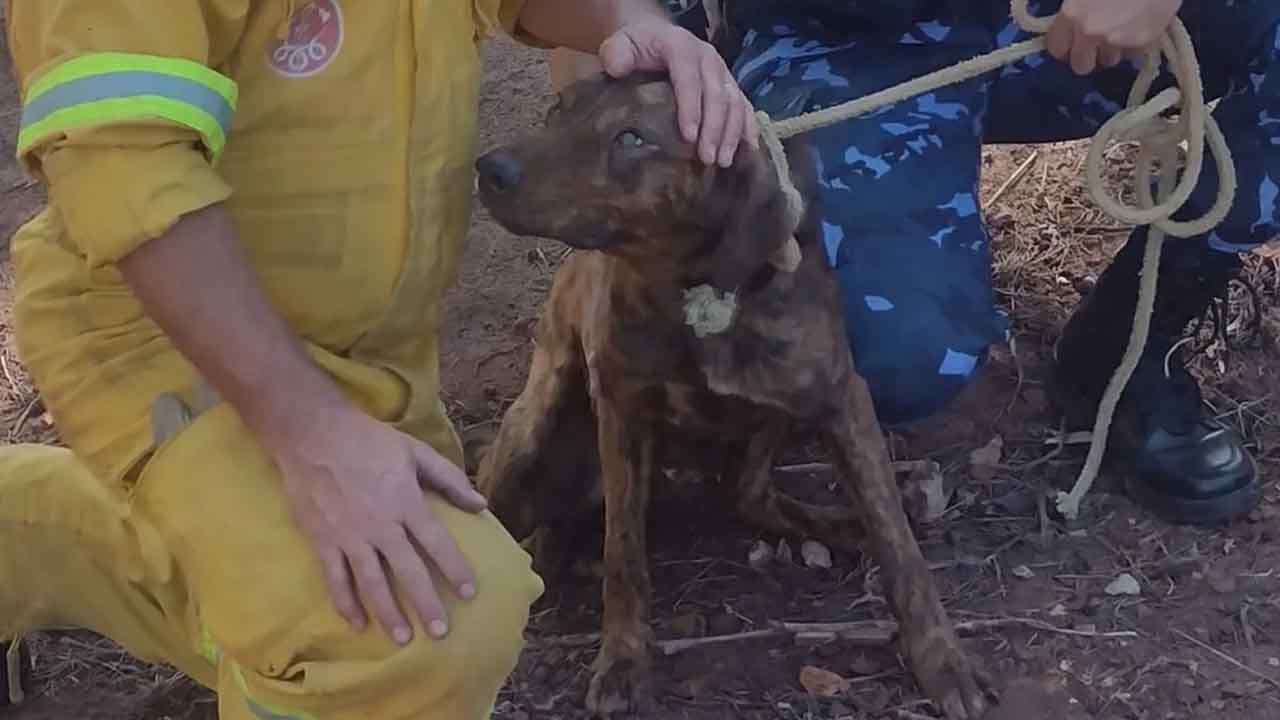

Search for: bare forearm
xmin=117 ymin=202 xmax=347 ymax=447
xmin=517 ymin=0 xmax=670 ymax=53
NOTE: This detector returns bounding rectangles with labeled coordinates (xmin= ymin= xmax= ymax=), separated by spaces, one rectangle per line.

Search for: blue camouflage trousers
xmin=727 ymin=1 xmax=1280 ymax=425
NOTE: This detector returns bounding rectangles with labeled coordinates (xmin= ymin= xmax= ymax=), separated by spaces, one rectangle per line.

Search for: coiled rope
xmin=753 ymin=0 xmax=1237 ymax=519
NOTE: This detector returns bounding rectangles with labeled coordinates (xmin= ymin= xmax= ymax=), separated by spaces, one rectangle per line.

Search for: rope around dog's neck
xmin=753 ymin=0 xmax=1237 ymax=520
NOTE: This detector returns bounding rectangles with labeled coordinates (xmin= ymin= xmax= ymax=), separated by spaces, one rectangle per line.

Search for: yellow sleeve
xmin=473 ymin=0 xmax=554 ymax=48
xmin=7 ymin=0 xmax=250 ymax=268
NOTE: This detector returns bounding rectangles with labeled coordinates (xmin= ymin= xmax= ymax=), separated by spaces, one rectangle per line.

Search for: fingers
xmin=349 ymin=543 xmax=413 ymax=645
xmin=716 ymin=79 xmax=749 ymax=167
xmin=1046 ymin=13 xmax=1076 ymax=63
xmin=405 ymin=502 xmax=478 ymax=604
xmin=666 ymin=41 xmax=705 ymax=145
xmin=698 ymin=55 xmax=733 ymax=165
xmin=320 ymin=544 xmax=367 ymax=631
xmin=412 ymin=440 xmax=487 ymax=512
xmin=1047 ymin=12 xmax=1115 ymax=76
xmin=597 ymin=31 xmax=638 ymax=79
xmin=1047 ymin=1 xmax=1172 ymax=75
xmin=1068 ymin=24 xmax=1101 ymax=75
xmin=380 ymin=527 xmax=451 ymax=639
xmin=1099 ymin=43 xmax=1124 ymax=69
xmin=597 ymin=23 xmax=750 ymax=159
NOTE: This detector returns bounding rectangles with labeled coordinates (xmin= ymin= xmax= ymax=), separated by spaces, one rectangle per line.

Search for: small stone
xmin=1049 ymin=604 xmax=1069 ymax=617
xmin=1268 ymin=657 xmax=1279 ymax=668
xmin=799 ymin=665 xmax=849 ymax=698
xmin=1105 ymin=573 xmax=1141 ymax=596
xmin=1012 ymin=564 xmax=1035 ymax=580
xmin=802 ymin=540 xmax=833 ymax=569
xmin=969 ymin=436 xmax=1005 ymax=481
xmin=748 ymin=540 xmax=774 ymax=568
xmin=902 ymin=460 xmax=951 ymax=525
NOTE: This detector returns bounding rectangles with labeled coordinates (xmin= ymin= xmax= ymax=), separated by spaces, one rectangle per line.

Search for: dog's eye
xmin=615 ymin=130 xmax=647 ymax=148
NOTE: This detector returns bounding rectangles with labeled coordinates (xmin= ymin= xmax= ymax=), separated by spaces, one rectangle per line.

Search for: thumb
xmin=598 ymin=30 xmax=640 ymax=78
xmin=411 ymin=440 xmax=488 ymax=512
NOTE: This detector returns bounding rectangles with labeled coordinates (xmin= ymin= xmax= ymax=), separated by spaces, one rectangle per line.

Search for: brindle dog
xmin=474 ymin=72 xmax=995 ymax=719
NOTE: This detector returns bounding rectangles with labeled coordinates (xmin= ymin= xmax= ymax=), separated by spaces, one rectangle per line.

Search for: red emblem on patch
xmin=267 ymin=0 xmax=344 ymax=78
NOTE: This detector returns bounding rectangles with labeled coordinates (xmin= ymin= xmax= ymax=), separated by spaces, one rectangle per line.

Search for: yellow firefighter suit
xmin=1 ymin=1 xmax=546 ymax=718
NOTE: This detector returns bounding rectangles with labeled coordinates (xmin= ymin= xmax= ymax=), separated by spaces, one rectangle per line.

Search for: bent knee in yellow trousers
xmin=0 ymin=403 xmax=544 ymax=720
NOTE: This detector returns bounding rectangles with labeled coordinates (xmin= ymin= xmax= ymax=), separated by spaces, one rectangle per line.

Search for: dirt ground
xmin=4 ymin=17 xmax=1280 ymax=720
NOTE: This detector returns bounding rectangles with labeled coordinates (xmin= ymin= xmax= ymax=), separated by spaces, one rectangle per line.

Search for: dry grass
xmin=0 ymin=269 xmax=55 ymax=448
xmin=984 ymin=137 xmax=1280 ymax=458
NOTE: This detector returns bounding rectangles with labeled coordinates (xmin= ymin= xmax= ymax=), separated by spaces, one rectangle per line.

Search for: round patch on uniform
xmin=267 ymin=0 xmax=344 ymax=78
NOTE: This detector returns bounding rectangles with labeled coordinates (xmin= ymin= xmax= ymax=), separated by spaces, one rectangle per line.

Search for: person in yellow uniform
xmin=0 ymin=1 xmax=754 ymax=718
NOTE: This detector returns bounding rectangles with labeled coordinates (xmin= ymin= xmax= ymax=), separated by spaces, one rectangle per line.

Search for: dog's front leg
xmin=823 ymin=375 xmax=994 ymax=720
xmin=586 ymin=388 xmax=657 ymax=717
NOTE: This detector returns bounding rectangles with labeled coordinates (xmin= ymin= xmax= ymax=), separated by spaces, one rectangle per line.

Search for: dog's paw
xmin=910 ymin=636 xmax=997 ymax=719
xmin=586 ymin=646 xmax=655 ymax=717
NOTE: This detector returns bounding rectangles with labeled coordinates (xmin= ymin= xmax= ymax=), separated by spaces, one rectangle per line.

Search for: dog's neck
xmin=607 ymin=227 xmax=785 ymax=338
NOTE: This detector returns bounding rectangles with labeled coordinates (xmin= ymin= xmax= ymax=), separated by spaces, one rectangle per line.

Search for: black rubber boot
xmin=1 ymin=637 xmax=32 ymax=708
xmin=1052 ymin=229 xmax=1260 ymax=526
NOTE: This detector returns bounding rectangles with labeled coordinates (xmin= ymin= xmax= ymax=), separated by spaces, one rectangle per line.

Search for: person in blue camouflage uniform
xmin=675 ymin=0 xmax=1279 ymax=526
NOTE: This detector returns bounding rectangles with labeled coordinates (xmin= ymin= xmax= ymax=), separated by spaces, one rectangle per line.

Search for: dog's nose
xmin=476 ymin=149 xmax=523 ymax=194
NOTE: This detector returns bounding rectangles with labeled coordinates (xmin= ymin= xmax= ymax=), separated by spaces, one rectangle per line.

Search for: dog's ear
xmin=699 ymin=141 xmax=801 ymax=294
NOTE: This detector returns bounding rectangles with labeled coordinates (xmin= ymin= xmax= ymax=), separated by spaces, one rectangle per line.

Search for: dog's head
xmin=475 ymin=72 xmax=811 ymax=294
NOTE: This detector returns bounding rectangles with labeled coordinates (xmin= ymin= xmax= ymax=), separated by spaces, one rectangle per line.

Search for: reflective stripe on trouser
xmin=0 ymin=403 xmax=544 ymax=720
xmin=730 ymin=0 xmax=1280 ymax=425
xmin=17 ymin=52 xmax=238 ymax=165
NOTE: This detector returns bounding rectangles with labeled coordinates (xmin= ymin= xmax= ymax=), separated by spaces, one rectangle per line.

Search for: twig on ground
xmin=530 ymin=632 xmax=603 ymax=649
xmin=1172 ymin=628 xmax=1280 ymax=691
xmin=989 ymin=150 xmax=1041 ymax=207
xmin=995 ymin=335 xmax=1024 ymax=424
xmin=929 ymin=533 xmax=1025 ymax=572
xmin=657 ymin=629 xmax=783 ymax=655
xmin=1099 ymin=656 xmax=1171 ymax=715
xmin=774 ymin=462 xmax=832 ymax=475
xmin=7 ymin=396 xmax=38 ymax=442
xmin=958 ymin=617 xmax=1137 ymax=639
xmin=534 ymin=616 xmax=1138 ymax=659
xmin=1242 ymin=605 xmax=1258 ymax=649
xmin=1026 ymin=420 xmax=1067 ymax=542
xmin=0 ymin=354 xmax=16 ymax=395
xmin=474 ymin=344 xmax=524 ymax=375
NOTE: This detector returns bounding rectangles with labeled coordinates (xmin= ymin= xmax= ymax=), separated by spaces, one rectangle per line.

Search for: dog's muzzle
xmin=476 ymin=149 xmax=524 ymax=195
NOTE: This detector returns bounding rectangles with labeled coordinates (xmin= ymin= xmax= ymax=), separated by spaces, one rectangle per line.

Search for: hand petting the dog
xmin=598 ymin=20 xmax=758 ymax=168
xmin=1047 ymin=0 xmax=1183 ymax=75
xmin=516 ymin=0 xmax=756 ymax=168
